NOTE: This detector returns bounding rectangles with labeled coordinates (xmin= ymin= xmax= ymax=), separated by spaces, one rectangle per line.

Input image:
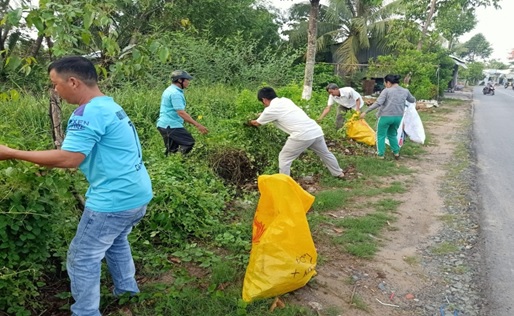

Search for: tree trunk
xmin=302 ymin=0 xmax=320 ymax=100
xmin=30 ymin=35 xmax=44 ymax=58
xmin=417 ymin=0 xmax=437 ymax=51
xmin=48 ymin=88 xmax=86 ymax=210
xmin=48 ymin=88 xmax=64 ymax=149
xmin=0 ymin=26 xmax=10 ymax=58
xmin=45 ymin=36 xmax=54 ymax=60
xmin=451 ymin=64 xmax=459 ymax=89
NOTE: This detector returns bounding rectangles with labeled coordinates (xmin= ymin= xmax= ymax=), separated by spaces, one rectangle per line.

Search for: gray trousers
xmin=336 ymin=106 xmax=351 ymax=130
xmin=278 ymin=136 xmax=343 ymax=176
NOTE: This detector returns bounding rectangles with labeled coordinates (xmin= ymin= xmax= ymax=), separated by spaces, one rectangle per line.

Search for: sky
xmin=269 ymin=0 xmax=513 ymax=63
xmin=459 ymin=0 xmax=513 ymax=63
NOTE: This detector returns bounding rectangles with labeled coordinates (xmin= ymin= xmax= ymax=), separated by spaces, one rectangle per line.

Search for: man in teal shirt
xmin=157 ymin=70 xmax=208 ymax=155
xmin=0 ymin=56 xmax=152 ymax=316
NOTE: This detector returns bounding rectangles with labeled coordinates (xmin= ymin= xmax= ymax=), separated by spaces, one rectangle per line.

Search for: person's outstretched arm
xmin=177 ymin=110 xmax=209 ymax=134
xmin=0 ymin=146 xmax=85 ymax=168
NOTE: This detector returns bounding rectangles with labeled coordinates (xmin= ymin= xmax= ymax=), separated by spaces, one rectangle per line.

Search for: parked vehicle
xmin=505 ymin=82 xmax=512 ymax=88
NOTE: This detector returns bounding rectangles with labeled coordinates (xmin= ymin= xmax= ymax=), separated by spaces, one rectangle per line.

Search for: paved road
xmin=473 ymin=85 xmax=514 ymax=315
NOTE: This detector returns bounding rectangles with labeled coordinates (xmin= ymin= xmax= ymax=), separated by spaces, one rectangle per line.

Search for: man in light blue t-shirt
xmin=157 ymin=70 xmax=209 ymax=155
xmin=0 ymin=56 xmax=152 ymax=316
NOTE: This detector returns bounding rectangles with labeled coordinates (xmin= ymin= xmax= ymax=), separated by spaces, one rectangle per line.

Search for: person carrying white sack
xmin=386 ymin=101 xmax=426 ymax=148
xmin=360 ymin=74 xmax=416 ymax=160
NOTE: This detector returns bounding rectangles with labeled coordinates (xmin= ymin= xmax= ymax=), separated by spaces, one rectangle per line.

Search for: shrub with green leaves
xmin=103 ymin=32 xmax=301 ymax=90
xmin=143 ymin=155 xmax=231 ymax=245
xmin=367 ymin=49 xmax=454 ymax=99
xmin=0 ymin=164 xmax=78 ymax=315
xmin=0 ymin=79 xmax=339 ymax=314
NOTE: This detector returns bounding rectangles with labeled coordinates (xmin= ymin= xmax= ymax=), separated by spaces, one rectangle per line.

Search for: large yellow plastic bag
xmin=344 ymin=113 xmax=376 ymax=146
xmin=242 ymin=174 xmax=317 ymax=303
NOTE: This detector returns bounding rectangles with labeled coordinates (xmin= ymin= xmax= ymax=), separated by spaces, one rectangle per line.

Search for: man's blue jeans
xmin=67 ymin=205 xmax=147 ymax=316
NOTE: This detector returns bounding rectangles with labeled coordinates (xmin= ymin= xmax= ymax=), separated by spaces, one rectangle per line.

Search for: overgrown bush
xmin=367 ymin=49 xmax=454 ymax=99
xmin=0 ymin=79 xmax=337 ymax=314
xmin=459 ymin=61 xmax=485 ymax=85
xmin=290 ymin=63 xmax=345 ymax=91
xmin=0 ymin=165 xmax=79 ymax=315
xmin=142 ymin=155 xmax=231 ymax=245
xmin=103 ymin=32 xmax=301 ymax=90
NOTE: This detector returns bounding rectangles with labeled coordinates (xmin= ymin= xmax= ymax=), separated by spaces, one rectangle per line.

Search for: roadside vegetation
xmin=1 ymin=85 xmax=458 ymax=315
xmin=0 ymin=0 xmax=504 ymax=315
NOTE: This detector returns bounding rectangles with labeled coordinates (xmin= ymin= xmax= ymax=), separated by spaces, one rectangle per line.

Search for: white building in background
xmin=481 ymin=67 xmax=514 ymax=85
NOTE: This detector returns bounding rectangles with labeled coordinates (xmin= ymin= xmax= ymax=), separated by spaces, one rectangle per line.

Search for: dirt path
xmin=291 ymin=100 xmax=472 ymax=316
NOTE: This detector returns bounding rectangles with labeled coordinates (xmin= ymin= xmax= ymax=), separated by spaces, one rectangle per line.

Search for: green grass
xmin=373 ymin=198 xmax=402 ymax=213
xmin=332 ymin=206 xmax=395 ymax=258
xmin=210 ymin=260 xmax=239 ymax=285
xmin=431 ymin=242 xmax=459 ymax=255
xmin=312 ymin=189 xmax=349 ymax=212
xmin=1 ymin=86 xmax=469 ymax=316
xmin=323 ymin=306 xmax=345 ymax=316
xmin=110 ymin=283 xmax=317 ymax=316
xmin=382 ymin=181 xmax=408 ymax=194
xmin=350 ymin=294 xmax=370 ymax=312
xmin=343 ymin=156 xmax=412 ymax=177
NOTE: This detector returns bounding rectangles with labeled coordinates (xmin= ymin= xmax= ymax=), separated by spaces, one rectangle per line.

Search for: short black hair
xmin=48 ymin=56 xmax=98 ymax=87
xmin=257 ymin=87 xmax=277 ymax=102
xmin=384 ymin=74 xmax=401 ymax=85
xmin=326 ymin=83 xmax=339 ymax=91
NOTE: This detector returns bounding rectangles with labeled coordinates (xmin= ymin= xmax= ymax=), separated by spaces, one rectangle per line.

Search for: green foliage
xmin=460 ymin=33 xmax=492 ymax=62
xmin=0 ymin=165 xmax=78 ymax=315
xmin=0 ymin=94 xmax=81 ymax=314
xmin=143 ymin=156 xmax=230 ymax=244
xmin=117 ymin=282 xmax=314 ymax=316
xmin=334 ymin=209 xmax=394 ymax=258
xmin=0 ymin=60 xmax=438 ymax=315
xmin=485 ymin=59 xmax=509 ymax=70
xmin=434 ymin=1 xmax=476 ymax=48
xmin=101 ymin=32 xmax=301 ymax=90
xmin=296 ymin=0 xmax=405 ymax=71
xmin=367 ymin=49 xmax=454 ymax=99
xmin=290 ymin=63 xmax=345 ymax=91
xmin=2 ymin=0 xmax=289 ymax=94
xmin=459 ymin=61 xmax=484 ymax=84
xmin=312 ymin=189 xmax=349 ymax=212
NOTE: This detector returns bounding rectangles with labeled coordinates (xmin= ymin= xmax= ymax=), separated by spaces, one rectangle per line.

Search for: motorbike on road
xmin=483 ymin=85 xmax=495 ymax=95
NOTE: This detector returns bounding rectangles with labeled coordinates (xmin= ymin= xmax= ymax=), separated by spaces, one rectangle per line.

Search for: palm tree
xmin=323 ymin=0 xmax=404 ymax=72
xmin=288 ymin=0 xmax=404 ymax=74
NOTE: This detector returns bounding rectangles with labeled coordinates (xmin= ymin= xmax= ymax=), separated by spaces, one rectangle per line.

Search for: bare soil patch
xmin=289 ymin=103 xmax=469 ymax=315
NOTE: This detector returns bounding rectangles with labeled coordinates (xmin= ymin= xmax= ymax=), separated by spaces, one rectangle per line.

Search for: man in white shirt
xmin=318 ymin=83 xmax=364 ymax=130
xmin=248 ymin=87 xmax=345 ymax=178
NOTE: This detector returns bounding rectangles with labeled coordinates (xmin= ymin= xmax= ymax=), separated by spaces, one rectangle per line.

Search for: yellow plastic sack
xmin=345 ymin=113 xmax=376 ymax=146
xmin=242 ymin=174 xmax=317 ymax=303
